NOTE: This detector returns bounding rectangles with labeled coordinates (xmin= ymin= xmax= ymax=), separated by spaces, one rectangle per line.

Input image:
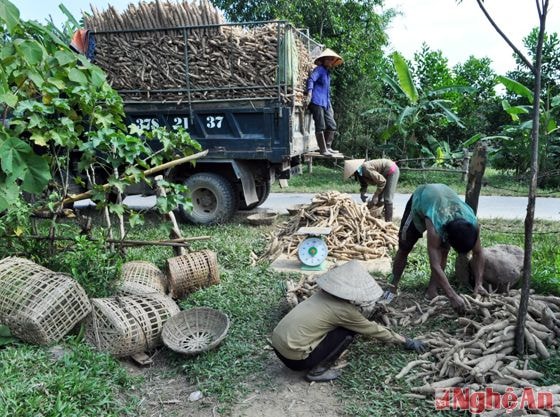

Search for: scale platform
xmin=269 ymin=255 xmax=391 ymax=276
xmin=295 ymin=226 xmax=332 ymax=236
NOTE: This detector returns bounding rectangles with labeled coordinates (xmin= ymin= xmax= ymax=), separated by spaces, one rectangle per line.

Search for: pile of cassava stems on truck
xmin=85 ymin=0 xmax=321 ymax=225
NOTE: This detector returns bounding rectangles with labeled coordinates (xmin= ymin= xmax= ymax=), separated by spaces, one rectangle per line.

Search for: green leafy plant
xmin=0 ymin=0 xmax=200 ymax=217
xmin=363 ymin=51 xmax=473 ymax=162
xmin=44 ymin=234 xmax=123 ymax=298
xmin=488 ymin=75 xmax=560 ymax=186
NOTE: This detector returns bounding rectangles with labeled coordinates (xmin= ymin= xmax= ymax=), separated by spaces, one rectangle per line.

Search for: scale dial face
xmin=297 ymin=237 xmax=328 ymax=266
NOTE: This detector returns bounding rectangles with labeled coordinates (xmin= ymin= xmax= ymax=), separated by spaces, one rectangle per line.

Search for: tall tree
xmin=457 ymin=0 xmax=550 ymax=355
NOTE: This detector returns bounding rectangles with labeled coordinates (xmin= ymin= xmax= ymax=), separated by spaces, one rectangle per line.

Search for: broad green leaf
xmin=21 ymin=153 xmax=51 ymax=193
xmin=90 ymin=67 xmax=107 ymax=88
xmin=546 ymin=119 xmax=557 ymax=134
xmin=496 ymin=76 xmax=533 ymax=103
xmin=0 ymin=92 xmax=17 ymax=107
xmin=433 ymin=101 xmax=464 ymax=127
xmin=54 ymin=50 xmax=76 ymax=66
xmin=0 ymin=176 xmax=19 ymax=211
xmin=0 ymin=0 xmax=20 ymax=32
xmin=128 ymin=212 xmax=144 ymax=228
xmin=46 ymin=77 xmax=66 ymax=90
xmin=391 ymin=52 xmax=418 ymax=104
xmin=27 ymin=70 xmax=44 ymax=88
xmin=93 ymin=112 xmax=115 ymax=128
xmin=30 ymin=132 xmax=48 ymax=147
xmin=14 ymin=39 xmax=44 ymax=66
xmin=67 ymin=68 xmax=88 ymax=84
xmin=0 ymin=136 xmax=32 ymax=176
xmin=462 ymin=133 xmax=483 ymax=147
xmin=108 ymin=203 xmax=125 ymax=216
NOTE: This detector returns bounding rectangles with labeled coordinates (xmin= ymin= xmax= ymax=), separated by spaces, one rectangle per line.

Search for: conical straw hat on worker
xmin=314 ymin=48 xmax=344 ymax=67
xmin=317 ymin=260 xmax=382 ymax=303
xmin=343 ymin=159 xmax=365 ymax=179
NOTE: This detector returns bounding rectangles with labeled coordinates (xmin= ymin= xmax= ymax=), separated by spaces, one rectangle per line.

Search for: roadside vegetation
xmin=273 ymin=164 xmax=560 ymax=197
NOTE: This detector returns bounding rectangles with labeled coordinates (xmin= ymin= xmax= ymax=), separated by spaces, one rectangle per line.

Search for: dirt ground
xmin=122 ymin=350 xmax=343 ymax=417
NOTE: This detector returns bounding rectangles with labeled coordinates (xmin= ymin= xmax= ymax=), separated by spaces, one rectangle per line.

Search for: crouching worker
xmin=343 ymin=158 xmax=400 ymax=222
xmin=382 ymin=184 xmax=486 ymax=313
xmin=271 ymin=261 xmax=426 ymax=382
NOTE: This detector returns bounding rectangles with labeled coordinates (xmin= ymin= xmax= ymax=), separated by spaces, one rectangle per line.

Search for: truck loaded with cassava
xmin=84 ymin=0 xmax=322 ymax=224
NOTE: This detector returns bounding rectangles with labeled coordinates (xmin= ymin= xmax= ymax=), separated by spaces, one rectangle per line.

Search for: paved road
xmin=260 ymin=193 xmax=560 ymax=221
xmin=107 ymin=192 xmax=560 ymax=220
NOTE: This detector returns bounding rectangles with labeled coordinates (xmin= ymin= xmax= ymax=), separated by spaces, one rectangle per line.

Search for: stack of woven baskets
xmin=0 ymin=250 xmax=228 ymax=357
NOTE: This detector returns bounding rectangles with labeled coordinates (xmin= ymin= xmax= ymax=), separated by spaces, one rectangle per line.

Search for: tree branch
xmin=475 ymin=0 xmax=536 ymax=74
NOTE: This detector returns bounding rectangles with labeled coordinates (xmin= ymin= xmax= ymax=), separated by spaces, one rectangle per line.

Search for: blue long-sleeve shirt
xmin=306 ymin=65 xmax=331 ymax=109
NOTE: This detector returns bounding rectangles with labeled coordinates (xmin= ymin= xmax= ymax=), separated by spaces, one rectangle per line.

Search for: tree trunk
xmin=514 ymin=1 xmax=548 ymax=355
xmin=465 ymin=143 xmax=487 ymax=214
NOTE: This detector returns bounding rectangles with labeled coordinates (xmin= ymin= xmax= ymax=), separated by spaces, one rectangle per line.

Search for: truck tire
xmin=239 ymin=181 xmax=271 ymax=210
xmin=179 ymin=173 xmax=236 ymax=225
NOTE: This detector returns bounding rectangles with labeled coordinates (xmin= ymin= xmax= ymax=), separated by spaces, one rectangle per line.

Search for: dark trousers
xmin=273 ymin=327 xmax=356 ymax=371
xmin=308 ymin=102 xmax=337 ymax=132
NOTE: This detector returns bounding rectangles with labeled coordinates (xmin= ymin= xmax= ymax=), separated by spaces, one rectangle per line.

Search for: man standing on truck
xmin=305 ymin=49 xmax=343 ymax=156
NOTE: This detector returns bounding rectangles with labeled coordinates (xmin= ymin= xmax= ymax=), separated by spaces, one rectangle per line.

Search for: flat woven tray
xmin=117 ymin=261 xmax=167 ymax=296
xmin=85 ymin=293 xmax=179 ymax=357
xmin=162 ymin=307 xmax=229 ymax=355
xmin=167 ymin=250 xmax=220 ymax=299
xmin=0 ymin=257 xmax=91 ymax=345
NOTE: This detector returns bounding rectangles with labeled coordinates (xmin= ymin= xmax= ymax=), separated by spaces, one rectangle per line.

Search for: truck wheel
xmin=238 ymin=181 xmax=271 ymax=210
xmin=179 ymin=173 xmax=236 ymax=225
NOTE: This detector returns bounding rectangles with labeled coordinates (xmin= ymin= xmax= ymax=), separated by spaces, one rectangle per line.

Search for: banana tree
xmin=364 ymin=52 xmax=472 ymax=163
xmin=491 ymin=76 xmax=559 ymax=186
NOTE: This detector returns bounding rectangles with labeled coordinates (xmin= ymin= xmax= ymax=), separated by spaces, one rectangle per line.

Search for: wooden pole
xmin=155 ymin=174 xmax=186 ymax=256
xmin=61 ymin=149 xmax=209 ymax=205
xmin=465 ymin=143 xmax=487 ymax=214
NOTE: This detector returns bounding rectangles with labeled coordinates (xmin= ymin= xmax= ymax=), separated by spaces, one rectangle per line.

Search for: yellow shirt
xmin=271 ymin=291 xmax=402 ymax=360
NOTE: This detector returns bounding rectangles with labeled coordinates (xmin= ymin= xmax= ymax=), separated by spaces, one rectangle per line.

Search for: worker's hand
xmin=380 ymin=289 xmax=395 ymax=304
xmin=370 ymin=194 xmax=379 ymax=206
xmin=304 ymin=94 xmax=311 ymax=108
xmin=360 ymin=193 xmax=368 ymax=203
xmin=404 ymin=337 xmax=428 ymax=353
xmin=473 ymin=285 xmax=489 ymax=297
xmin=450 ymin=295 xmax=467 ymax=315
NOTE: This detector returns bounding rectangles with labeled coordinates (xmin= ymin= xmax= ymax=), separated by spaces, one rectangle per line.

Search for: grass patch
xmin=275 ymin=164 xmax=560 ymax=197
xmin=0 ymin=337 xmax=137 ymax=416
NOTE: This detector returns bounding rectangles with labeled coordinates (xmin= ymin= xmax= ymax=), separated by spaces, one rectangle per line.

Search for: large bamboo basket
xmin=0 ymin=257 xmax=91 ymax=345
xmin=167 ymin=250 xmax=220 ymax=299
xmin=85 ymin=293 xmax=180 ymax=357
xmin=117 ymin=261 xmax=167 ymax=296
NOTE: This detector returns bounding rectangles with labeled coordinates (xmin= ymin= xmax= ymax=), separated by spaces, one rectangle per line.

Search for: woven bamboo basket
xmin=162 ymin=307 xmax=229 ymax=355
xmin=117 ymin=261 xmax=167 ymax=296
xmin=246 ymin=211 xmax=278 ymax=226
xmin=85 ymin=293 xmax=180 ymax=357
xmin=167 ymin=250 xmax=220 ymax=299
xmin=0 ymin=257 xmax=91 ymax=345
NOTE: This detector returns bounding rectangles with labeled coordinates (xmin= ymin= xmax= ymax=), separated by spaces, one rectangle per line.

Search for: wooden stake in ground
xmin=155 ymin=175 xmax=186 ymax=256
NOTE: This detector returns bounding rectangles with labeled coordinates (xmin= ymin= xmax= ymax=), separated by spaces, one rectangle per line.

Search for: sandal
xmin=305 ymin=368 xmax=341 ymax=382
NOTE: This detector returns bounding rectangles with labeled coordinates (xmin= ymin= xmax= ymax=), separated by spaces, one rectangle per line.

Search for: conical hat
xmin=317 ymin=260 xmax=383 ymax=303
xmin=343 ymin=159 xmax=365 ymax=179
xmin=314 ymin=48 xmax=344 ymax=67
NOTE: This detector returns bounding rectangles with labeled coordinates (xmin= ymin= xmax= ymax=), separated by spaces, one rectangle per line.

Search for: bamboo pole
xmin=61 ymin=149 xmax=209 ymax=205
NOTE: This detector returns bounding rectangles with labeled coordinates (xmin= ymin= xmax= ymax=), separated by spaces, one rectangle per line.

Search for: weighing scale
xmin=296 ymin=226 xmax=332 ymax=271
